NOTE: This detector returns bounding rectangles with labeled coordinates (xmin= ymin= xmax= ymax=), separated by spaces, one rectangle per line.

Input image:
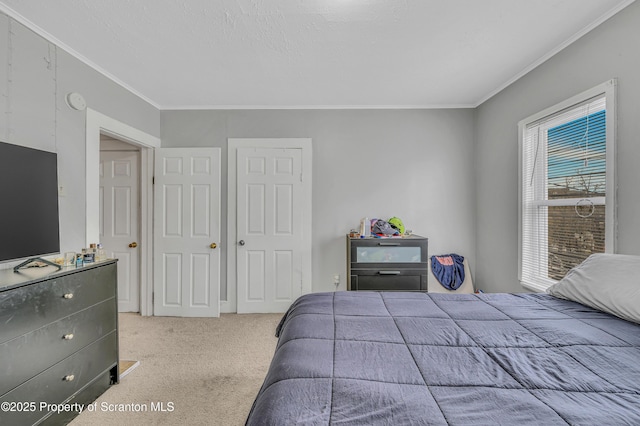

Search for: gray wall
xmin=161 ymin=109 xmax=477 ymax=298
xmin=0 ymin=13 xmax=160 ymax=269
xmin=474 ymin=1 xmax=640 ymax=293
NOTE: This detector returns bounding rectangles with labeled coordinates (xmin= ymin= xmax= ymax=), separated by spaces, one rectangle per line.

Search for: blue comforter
xmin=246 ymin=291 xmax=640 ymax=425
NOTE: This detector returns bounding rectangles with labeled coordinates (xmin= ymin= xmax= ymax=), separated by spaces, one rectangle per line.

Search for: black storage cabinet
xmin=347 ymin=235 xmax=428 ymax=291
xmin=0 ymin=260 xmax=119 ymax=425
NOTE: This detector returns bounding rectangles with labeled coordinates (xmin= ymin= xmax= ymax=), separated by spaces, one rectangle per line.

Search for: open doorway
xmin=100 ymin=135 xmax=141 ymax=312
xmin=85 ymin=108 xmax=160 ymax=316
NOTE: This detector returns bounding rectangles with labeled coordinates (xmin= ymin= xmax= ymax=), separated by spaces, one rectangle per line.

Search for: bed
xmin=246 ymin=254 xmax=640 ymax=425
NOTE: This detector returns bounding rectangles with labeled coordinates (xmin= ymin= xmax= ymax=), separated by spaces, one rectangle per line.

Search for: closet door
xmin=153 ymin=148 xmax=221 ymax=317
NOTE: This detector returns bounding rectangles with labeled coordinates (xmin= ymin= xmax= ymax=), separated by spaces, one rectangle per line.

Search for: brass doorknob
xmin=129 ymin=242 xmax=138 ymax=248
xmin=210 ymin=243 xmax=217 ymax=249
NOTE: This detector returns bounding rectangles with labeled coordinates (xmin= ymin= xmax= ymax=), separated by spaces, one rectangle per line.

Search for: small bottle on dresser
xmin=83 ymin=246 xmax=95 ymax=264
xmin=96 ymin=243 xmax=106 ymax=262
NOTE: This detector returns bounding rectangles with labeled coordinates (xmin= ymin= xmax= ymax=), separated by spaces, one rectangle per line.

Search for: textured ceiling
xmin=0 ymin=0 xmax=634 ymax=109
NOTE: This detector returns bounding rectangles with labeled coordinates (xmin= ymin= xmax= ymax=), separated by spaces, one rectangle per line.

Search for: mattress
xmin=246 ymin=291 xmax=640 ymax=425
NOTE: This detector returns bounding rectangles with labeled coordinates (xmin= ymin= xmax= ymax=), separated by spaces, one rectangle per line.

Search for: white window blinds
xmin=519 ymin=81 xmax=616 ymax=292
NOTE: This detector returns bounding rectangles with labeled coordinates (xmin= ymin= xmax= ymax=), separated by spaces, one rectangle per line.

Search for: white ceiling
xmin=0 ymin=0 xmax=634 ymax=109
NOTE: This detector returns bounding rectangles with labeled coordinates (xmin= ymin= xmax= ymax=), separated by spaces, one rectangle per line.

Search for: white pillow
xmin=547 ymin=253 xmax=640 ymax=324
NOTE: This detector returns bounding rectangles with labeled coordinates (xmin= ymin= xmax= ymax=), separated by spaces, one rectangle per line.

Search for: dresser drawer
xmin=0 ymin=263 xmax=116 ymax=344
xmin=39 ymin=370 xmax=113 ymax=426
xmin=350 ymin=269 xmax=427 ymax=291
xmin=349 ymin=237 xmax=428 ymax=265
xmin=0 ymin=332 xmax=117 ymax=425
xmin=0 ymin=298 xmax=117 ymax=396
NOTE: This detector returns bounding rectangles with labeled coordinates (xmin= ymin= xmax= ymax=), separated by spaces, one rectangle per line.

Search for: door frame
xmin=86 ymin=108 xmax=160 ymax=316
xmin=226 ymin=138 xmax=312 ymax=313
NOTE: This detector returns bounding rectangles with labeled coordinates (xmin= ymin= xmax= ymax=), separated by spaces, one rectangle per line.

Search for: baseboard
xmin=220 ymin=300 xmax=235 ymax=313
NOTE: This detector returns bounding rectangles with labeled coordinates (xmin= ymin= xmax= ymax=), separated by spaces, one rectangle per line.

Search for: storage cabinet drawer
xmin=0 ymin=264 xmax=116 ymax=344
xmin=0 ymin=298 xmax=117 ymax=396
xmin=350 ymin=269 xmax=427 ymax=291
xmin=0 ymin=332 xmax=117 ymax=425
xmin=349 ymin=238 xmax=428 ymax=267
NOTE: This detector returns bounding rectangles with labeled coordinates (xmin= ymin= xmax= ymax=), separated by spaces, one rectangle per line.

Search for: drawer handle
xmin=378 ymin=271 xmax=401 ymax=275
xmin=378 ymin=242 xmax=401 ymax=246
xmin=63 ymin=333 xmax=74 ymax=340
xmin=63 ymin=374 xmax=75 ymax=382
xmin=63 ymin=293 xmax=74 ymax=299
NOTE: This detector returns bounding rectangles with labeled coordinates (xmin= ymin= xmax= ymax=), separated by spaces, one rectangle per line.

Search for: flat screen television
xmin=0 ymin=141 xmax=61 ymax=270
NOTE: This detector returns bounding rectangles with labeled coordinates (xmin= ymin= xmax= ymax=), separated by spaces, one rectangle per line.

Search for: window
xmin=518 ymin=80 xmax=616 ymax=292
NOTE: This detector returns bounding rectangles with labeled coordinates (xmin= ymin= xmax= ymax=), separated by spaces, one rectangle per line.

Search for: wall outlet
xmin=333 ymin=274 xmax=340 ymax=287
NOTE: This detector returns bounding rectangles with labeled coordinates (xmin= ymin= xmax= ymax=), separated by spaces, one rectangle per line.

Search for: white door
xmin=236 ymin=147 xmax=306 ymax=313
xmin=100 ymin=150 xmax=139 ymax=313
xmin=153 ymin=148 xmax=221 ymax=317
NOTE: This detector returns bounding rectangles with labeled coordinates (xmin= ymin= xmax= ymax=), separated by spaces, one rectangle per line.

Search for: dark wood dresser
xmin=0 ymin=260 xmax=118 ymax=425
xmin=347 ymin=235 xmax=428 ymax=291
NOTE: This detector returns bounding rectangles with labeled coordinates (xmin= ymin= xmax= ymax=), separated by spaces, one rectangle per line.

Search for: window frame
xmin=518 ymin=80 xmax=617 ymax=292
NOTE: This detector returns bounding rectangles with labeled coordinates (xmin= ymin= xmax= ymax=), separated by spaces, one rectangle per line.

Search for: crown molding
xmin=475 ymin=0 xmax=636 ymax=107
xmin=0 ymin=2 xmax=161 ymax=110
xmin=159 ymin=104 xmax=476 ymax=111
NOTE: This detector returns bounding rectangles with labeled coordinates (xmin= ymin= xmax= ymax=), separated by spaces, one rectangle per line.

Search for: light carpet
xmin=71 ymin=312 xmax=281 ymax=426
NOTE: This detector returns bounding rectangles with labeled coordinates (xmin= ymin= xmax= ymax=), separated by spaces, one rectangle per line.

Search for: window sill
xmin=520 ymin=280 xmax=553 ymax=293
